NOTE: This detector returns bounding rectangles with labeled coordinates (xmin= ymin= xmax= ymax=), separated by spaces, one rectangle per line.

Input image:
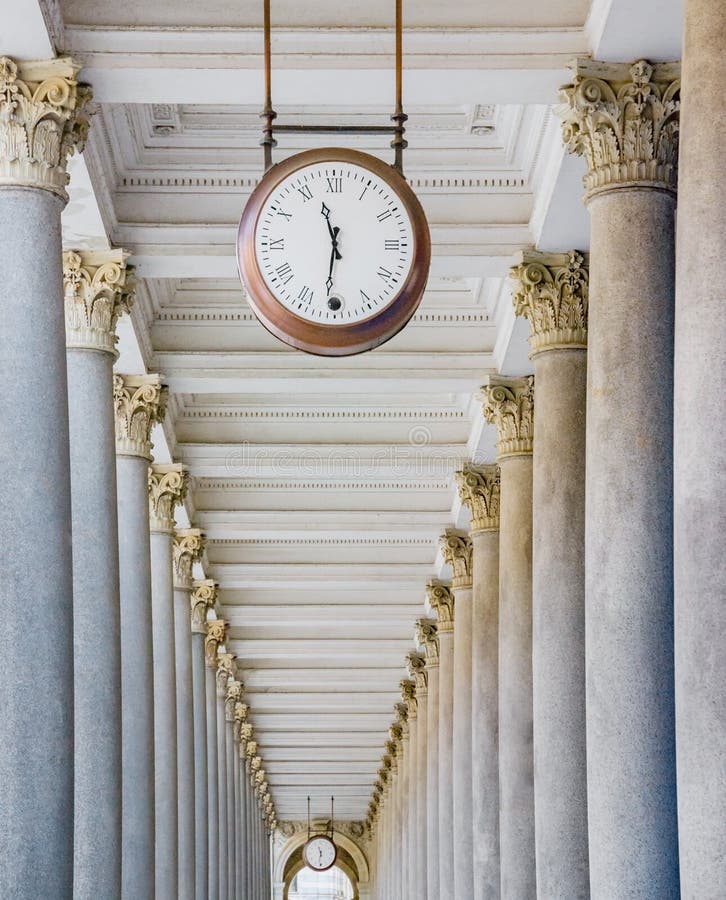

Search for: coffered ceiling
xmin=9 ymin=0 xmax=680 ymax=821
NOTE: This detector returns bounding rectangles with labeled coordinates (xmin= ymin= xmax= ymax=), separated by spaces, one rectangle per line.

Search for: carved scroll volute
xmin=440 ymin=528 xmax=473 ymax=588
xmin=426 ymin=580 xmax=454 ymax=634
xmin=558 ymin=58 xmax=680 ymax=200
xmin=148 ymin=463 xmax=188 ymax=534
xmin=173 ymin=529 xmax=205 ymax=591
xmin=400 ymin=678 xmax=417 ymax=720
xmin=204 ymin=619 xmax=227 ymax=669
xmin=406 ymin=650 xmax=427 ymax=696
xmin=415 ymin=617 xmax=439 ymax=668
xmin=113 ymin=374 xmax=168 ymax=460
xmin=190 ymin=579 xmax=217 ymax=635
xmin=481 ymin=375 xmax=534 ymax=460
xmin=456 ymin=463 xmax=501 ymax=534
xmin=0 ymin=57 xmax=92 ymax=199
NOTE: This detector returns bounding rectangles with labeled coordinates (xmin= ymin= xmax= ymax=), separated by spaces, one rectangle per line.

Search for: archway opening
xmin=288 ymin=865 xmax=354 ymax=900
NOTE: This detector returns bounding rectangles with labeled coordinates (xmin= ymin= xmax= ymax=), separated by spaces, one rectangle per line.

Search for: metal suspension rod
xmin=390 ymin=0 xmax=408 ymax=175
xmin=261 ymin=0 xmax=277 ymax=170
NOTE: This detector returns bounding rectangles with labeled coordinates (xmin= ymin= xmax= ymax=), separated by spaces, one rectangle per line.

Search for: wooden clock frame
xmin=302 ymin=833 xmax=338 ymax=872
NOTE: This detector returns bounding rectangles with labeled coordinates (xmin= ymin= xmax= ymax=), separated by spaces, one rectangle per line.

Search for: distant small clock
xmin=237 ymin=147 xmax=431 ymax=356
xmin=302 ymin=834 xmax=338 ymax=872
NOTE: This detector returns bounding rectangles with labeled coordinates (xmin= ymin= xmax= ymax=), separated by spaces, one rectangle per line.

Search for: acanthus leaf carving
xmin=204 ymin=618 xmax=227 ymax=669
xmin=216 ymin=651 xmax=235 ymax=697
xmin=0 ymin=57 xmax=91 ymax=199
xmin=481 ymin=375 xmax=534 ymax=459
xmin=510 ymin=250 xmax=589 ymax=353
xmin=225 ymin=678 xmax=243 ymax=722
xmin=415 ymin=617 xmax=439 ymax=667
xmin=455 ymin=463 xmax=501 ymax=533
xmin=406 ymin=650 xmax=427 ymax=695
xmin=113 ymin=373 xmax=167 ymax=459
xmin=426 ymin=579 xmax=455 ymax=633
xmin=190 ymin=578 xmax=217 ymax=634
xmin=400 ymin=678 xmax=417 ymax=718
xmin=63 ymin=249 xmax=135 ymax=354
xmin=440 ymin=527 xmax=473 ymax=588
xmin=558 ymin=58 xmax=680 ymax=199
xmin=172 ymin=528 xmax=205 ymax=590
xmin=148 ymin=463 xmax=188 ymax=533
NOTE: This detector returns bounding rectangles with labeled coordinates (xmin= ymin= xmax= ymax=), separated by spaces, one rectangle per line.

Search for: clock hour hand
xmin=326 ymin=245 xmax=336 ymax=295
xmin=321 ymin=203 xmax=342 ymax=259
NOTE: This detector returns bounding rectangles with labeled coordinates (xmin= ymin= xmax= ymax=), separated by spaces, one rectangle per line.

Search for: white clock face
xmin=254 ymin=160 xmax=415 ymax=325
xmin=304 ymin=836 xmax=337 ymax=871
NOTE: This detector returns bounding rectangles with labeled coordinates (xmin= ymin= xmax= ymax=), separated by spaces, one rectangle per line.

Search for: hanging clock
xmin=237 ymin=147 xmax=431 ymax=356
xmin=302 ymin=833 xmax=338 ymax=872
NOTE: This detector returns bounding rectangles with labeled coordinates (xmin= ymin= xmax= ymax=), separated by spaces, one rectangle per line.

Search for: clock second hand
xmin=321 ymin=203 xmax=342 ymax=295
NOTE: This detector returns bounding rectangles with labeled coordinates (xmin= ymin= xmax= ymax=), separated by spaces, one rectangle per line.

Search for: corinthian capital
xmin=415 ymin=618 xmax=439 ymax=668
xmin=172 ymin=528 xmax=205 ymax=590
xmin=400 ymin=678 xmax=417 ymax=719
xmin=225 ymin=678 xmax=243 ymax=721
xmin=511 ymin=250 xmax=589 ymax=353
xmin=456 ymin=464 xmax=500 ymax=533
xmin=440 ymin=528 xmax=473 ymax=588
xmin=481 ymin=375 xmax=534 ymax=459
xmin=113 ymin=374 xmax=167 ymax=459
xmin=0 ymin=57 xmax=91 ymax=199
xmin=245 ymin=740 xmax=258 ymax=760
xmin=190 ymin=578 xmax=217 ymax=634
xmin=406 ymin=650 xmax=427 ymax=695
xmin=204 ymin=619 xmax=227 ymax=669
xmin=426 ymin=579 xmax=455 ymax=633
xmin=558 ymin=58 xmax=680 ymax=199
xmin=148 ymin=464 xmax=188 ymax=533
xmin=216 ymin=651 xmax=235 ymax=697
xmin=63 ymin=249 xmax=135 ymax=354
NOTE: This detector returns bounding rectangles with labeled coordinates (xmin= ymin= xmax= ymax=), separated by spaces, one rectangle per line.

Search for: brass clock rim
xmin=237 ymin=147 xmax=431 ymax=357
xmin=302 ymin=833 xmax=338 ymax=872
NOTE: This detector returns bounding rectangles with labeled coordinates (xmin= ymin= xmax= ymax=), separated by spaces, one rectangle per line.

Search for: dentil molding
xmin=558 ymin=58 xmax=680 ymax=199
xmin=0 ymin=57 xmax=91 ymax=199
xmin=426 ymin=579 xmax=455 ymax=633
xmin=510 ymin=250 xmax=589 ymax=354
xmin=63 ymin=249 xmax=135 ymax=355
xmin=456 ymin=463 xmax=501 ymax=533
xmin=113 ymin=373 xmax=167 ymax=459
xmin=481 ymin=375 xmax=534 ymax=459
xmin=148 ymin=463 xmax=188 ymax=534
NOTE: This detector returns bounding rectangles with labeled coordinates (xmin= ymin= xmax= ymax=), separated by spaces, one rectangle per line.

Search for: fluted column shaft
xmin=64 ymin=249 xmax=133 ymax=900
xmin=216 ymin=683 xmax=229 ymax=900
xmin=0 ymin=57 xmax=90 ymax=900
xmin=233 ymin=733 xmax=241 ymax=899
xmin=225 ymin=709 xmax=235 ymax=898
xmin=205 ymin=660 xmax=220 ymax=897
xmin=674 ymin=3 xmax=726 ymax=895
xmin=174 ymin=533 xmax=205 ymax=900
xmin=400 ymin=730 xmax=410 ymax=897
xmin=406 ymin=710 xmax=418 ymax=896
xmin=437 ymin=626 xmax=454 ymax=891
xmin=190 ymin=591 xmax=210 ymax=900
xmin=560 ymin=60 xmax=680 ymax=897
xmin=114 ymin=374 xmax=167 ymax=899
xmin=512 ymin=251 xmax=590 ymax=898
xmin=416 ymin=689 xmax=428 ymax=900
xmin=425 ymin=664 xmax=439 ymax=899
xmin=149 ymin=465 xmax=187 ymax=900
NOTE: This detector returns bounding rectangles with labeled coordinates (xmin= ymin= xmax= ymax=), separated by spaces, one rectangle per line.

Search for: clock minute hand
xmin=321 ymin=203 xmax=343 ymax=259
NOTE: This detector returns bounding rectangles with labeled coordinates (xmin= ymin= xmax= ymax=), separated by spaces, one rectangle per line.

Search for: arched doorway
xmin=274 ymin=829 xmax=370 ymax=900
xmin=288 ymin=865 xmax=354 ymax=899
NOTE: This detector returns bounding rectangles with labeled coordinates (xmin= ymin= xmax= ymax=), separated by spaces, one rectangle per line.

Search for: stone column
xmin=385 ymin=745 xmax=398 ymax=900
xmin=244 ymin=743 xmax=258 ymax=898
xmin=416 ymin=617 xmax=440 ymax=900
xmin=0 ymin=56 xmax=90 ymax=899
xmin=396 ymin=702 xmax=410 ymax=898
xmin=232 ymin=706 xmax=247 ymax=900
xmin=173 ymin=530 xmax=205 ymax=900
xmin=114 ymin=373 xmax=168 ymax=898
xmin=191 ymin=580 xmax=216 ymax=899
xmin=217 ymin=651 xmax=234 ymax=900
xmin=205 ymin=617 xmax=227 ymax=899
xmin=427 ymin=581 xmax=455 ymax=894
xmin=674 ymin=4 xmax=726 ymax=895
xmin=239 ymin=722 xmax=253 ymax=896
xmin=407 ymin=650 xmax=428 ymax=900
xmin=149 ymin=464 xmax=188 ymax=900
xmin=400 ymin=678 xmax=417 ymax=900
xmin=440 ymin=530 xmax=474 ymax=900
xmin=510 ymin=251 xmax=589 ymax=897
xmin=63 ymin=249 xmax=134 ymax=899
xmin=481 ymin=376 xmax=535 ymax=899
xmin=455 ymin=464 xmax=501 ymax=900
xmin=559 ymin=59 xmax=680 ymax=897
xmin=225 ymin=677 xmax=243 ymax=900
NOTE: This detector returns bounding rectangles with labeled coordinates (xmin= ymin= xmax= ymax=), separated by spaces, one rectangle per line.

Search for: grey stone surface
xmin=191 ymin=631 xmax=209 ymax=900
xmin=67 ymin=346 xmax=122 ymax=900
xmin=452 ymin=585 xmax=474 ymax=900
xmin=216 ymin=693 xmax=229 ymax=899
xmin=498 ymin=453 xmax=535 ymax=900
xmin=239 ymin=760 xmax=249 ymax=896
xmin=674 ymin=2 xmax=726 ymax=895
xmin=407 ymin=713 xmax=418 ymax=899
xmin=586 ymin=187 xmax=678 ymax=898
xmin=416 ymin=690 xmax=428 ymax=900
xmin=471 ymin=529 xmax=500 ymax=900
xmin=400 ymin=733 xmax=410 ymax=897
xmin=117 ymin=452 xmax=155 ymax=898
xmin=437 ymin=630 xmax=455 ymax=893
xmin=425 ymin=666 xmax=440 ymax=900
xmin=173 ymin=585 xmax=195 ymax=900
xmin=531 ymin=347 xmax=588 ymax=899
xmin=225 ymin=720 xmax=235 ymax=897
xmin=233 ymin=735 xmax=241 ymax=897
xmin=205 ymin=666 xmax=220 ymax=898
xmin=0 ymin=187 xmax=74 ymax=899
xmin=150 ymin=530 xmax=179 ymax=900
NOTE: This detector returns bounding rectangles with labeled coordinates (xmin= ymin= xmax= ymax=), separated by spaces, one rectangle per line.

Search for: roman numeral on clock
xmin=297 ymin=285 xmax=313 ymax=303
xmin=297 ymin=184 xmax=313 ymax=202
xmin=326 ymin=177 xmax=343 ymax=193
xmin=270 ymin=238 xmax=284 ymax=251
xmin=384 ymin=239 xmax=399 ymax=251
xmin=377 ymin=209 xmax=393 ymax=222
xmin=377 ymin=266 xmax=393 ymax=282
xmin=275 ymin=262 xmax=294 ymax=284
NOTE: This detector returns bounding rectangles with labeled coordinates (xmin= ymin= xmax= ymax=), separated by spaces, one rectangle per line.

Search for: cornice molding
xmin=63 ymin=249 xmax=135 ymax=354
xmin=0 ymin=57 xmax=91 ymax=199
xmin=558 ymin=58 xmax=680 ymax=200
xmin=510 ymin=249 xmax=589 ymax=353
xmin=481 ymin=375 xmax=534 ymax=460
